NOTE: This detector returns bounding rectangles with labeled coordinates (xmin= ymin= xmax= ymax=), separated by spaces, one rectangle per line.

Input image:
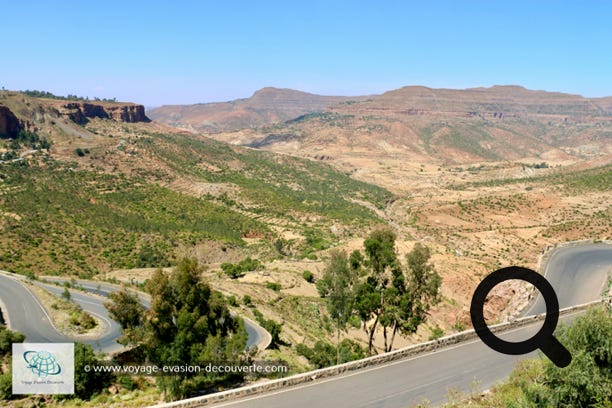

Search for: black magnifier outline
xmin=470 ymin=266 xmax=572 ymax=368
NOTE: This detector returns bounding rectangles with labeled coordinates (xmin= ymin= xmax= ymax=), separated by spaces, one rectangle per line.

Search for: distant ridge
xmin=196 ymin=84 xmax=612 ymax=165
xmin=147 ymin=87 xmax=368 ymax=132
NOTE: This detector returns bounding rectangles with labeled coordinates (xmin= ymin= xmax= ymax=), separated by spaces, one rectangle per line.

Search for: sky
xmin=1 ymin=1 xmax=611 ymax=106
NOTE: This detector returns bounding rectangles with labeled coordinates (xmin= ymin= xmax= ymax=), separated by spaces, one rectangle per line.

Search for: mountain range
xmin=150 ymin=85 xmax=612 ymax=165
xmin=148 ymin=87 xmax=368 ymax=132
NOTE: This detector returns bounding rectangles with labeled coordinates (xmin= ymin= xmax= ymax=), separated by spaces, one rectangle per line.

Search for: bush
xmin=296 ymin=339 xmax=366 ymax=368
xmin=61 ymin=287 xmax=71 ymax=301
xmin=482 ymin=306 xmax=612 ymax=407
xmin=302 ymin=270 xmax=314 ymax=283
xmin=242 ymin=295 xmax=252 ymax=306
xmin=266 ymin=282 xmax=281 ymax=291
xmin=227 ymin=295 xmax=238 ymax=307
xmin=348 ymin=315 xmax=361 ymax=329
xmin=0 ymin=326 xmax=25 ymax=356
xmin=74 ymin=343 xmax=113 ymax=400
xmin=0 ymin=372 xmax=12 ymax=400
xmin=119 ymin=375 xmax=135 ymax=391
xmin=74 ymin=311 xmax=96 ymax=331
xmin=528 ymin=306 xmax=612 ymax=406
xmin=428 ymin=326 xmax=444 ymax=340
xmin=221 ymin=262 xmax=244 ymax=279
xmin=222 ymin=257 xmax=263 ymax=279
xmin=252 ymin=308 xmax=282 ymax=348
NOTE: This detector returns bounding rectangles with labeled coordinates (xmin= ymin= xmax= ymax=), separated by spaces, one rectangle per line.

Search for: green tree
xmin=104 ymin=289 xmax=144 ymax=344
xmin=296 ymin=339 xmax=366 ymax=369
xmin=317 ymin=249 xmax=358 ymax=364
xmin=480 ymin=306 xmax=612 ymax=407
xmin=74 ymin=343 xmax=113 ymax=400
xmin=382 ymin=243 xmax=441 ymax=352
xmin=355 ymin=228 xmax=400 ymax=353
xmin=141 ymin=258 xmax=246 ymax=400
xmin=0 ymin=326 xmax=24 ymax=400
xmin=302 ymin=270 xmax=314 ymax=283
xmin=354 ymin=229 xmax=440 ymax=353
xmin=252 ymin=309 xmax=283 ymax=349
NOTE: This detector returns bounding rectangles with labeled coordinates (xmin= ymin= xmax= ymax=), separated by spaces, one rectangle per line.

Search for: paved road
xmin=0 ymin=274 xmax=66 ymax=343
xmin=204 ymin=243 xmax=611 ymax=408
xmin=525 ymin=244 xmax=611 ymax=315
xmin=40 ymin=277 xmax=269 ymax=349
xmin=38 ymin=282 xmax=123 ymax=353
xmin=0 ymin=273 xmax=123 ymax=353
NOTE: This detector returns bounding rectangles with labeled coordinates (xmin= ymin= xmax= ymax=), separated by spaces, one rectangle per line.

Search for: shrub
xmin=222 ymin=257 xmax=263 ymax=279
xmin=348 ymin=315 xmax=361 ymax=329
xmin=428 ymin=326 xmax=444 ymax=340
xmin=296 ymin=339 xmax=366 ymax=368
xmin=302 ymin=270 xmax=314 ymax=283
xmin=266 ymin=282 xmax=281 ymax=291
xmin=0 ymin=372 xmax=12 ymax=400
xmin=74 ymin=343 xmax=113 ymax=400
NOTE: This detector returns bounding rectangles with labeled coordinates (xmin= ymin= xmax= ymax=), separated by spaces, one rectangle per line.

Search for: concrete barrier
xmin=148 ymin=299 xmax=604 ymax=408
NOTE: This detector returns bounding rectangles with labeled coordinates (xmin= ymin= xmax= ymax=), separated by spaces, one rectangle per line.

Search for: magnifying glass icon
xmin=470 ymin=266 xmax=572 ymax=368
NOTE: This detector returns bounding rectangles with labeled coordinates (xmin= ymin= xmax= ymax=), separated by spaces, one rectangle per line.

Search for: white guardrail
xmin=149 ymin=239 xmax=611 ymax=408
xmin=149 ymin=300 xmax=605 ymax=408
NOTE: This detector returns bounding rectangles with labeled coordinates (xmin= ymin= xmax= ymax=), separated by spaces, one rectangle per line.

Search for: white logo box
xmin=12 ymin=343 xmax=74 ymax=395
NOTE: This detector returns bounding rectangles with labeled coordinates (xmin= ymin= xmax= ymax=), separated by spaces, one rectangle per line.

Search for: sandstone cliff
xmin=58 ymin=102 xmax=150 ymax=124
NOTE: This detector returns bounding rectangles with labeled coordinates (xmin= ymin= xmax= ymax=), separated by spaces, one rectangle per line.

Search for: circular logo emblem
xmin=23 ymin=350 xmax=62 ymax=377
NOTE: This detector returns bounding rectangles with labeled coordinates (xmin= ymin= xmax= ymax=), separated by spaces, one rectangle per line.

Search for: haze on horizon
xmin=1 ymin=0 xmax=611 ymax=106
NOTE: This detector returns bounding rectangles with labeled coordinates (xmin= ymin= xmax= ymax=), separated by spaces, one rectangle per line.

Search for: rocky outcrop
xmin=104 ymin=104 xmax=150 ymax=123
xmin=0 ymin=105 xmax=22 ymax=138
xmin=59 ymin=102 xmax=150 ymax=124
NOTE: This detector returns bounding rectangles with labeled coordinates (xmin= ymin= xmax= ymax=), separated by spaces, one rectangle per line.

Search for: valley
xmin=1 ymin=85 xmax=610 ymax=406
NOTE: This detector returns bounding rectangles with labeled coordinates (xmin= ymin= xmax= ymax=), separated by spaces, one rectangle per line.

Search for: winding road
xmin=1 ymin=243 xmax=609 ymax=407
xmin=0 ymin=273 xmax=269 ymax=353
xmin=200 ymin=243 xmax=611 ymax=408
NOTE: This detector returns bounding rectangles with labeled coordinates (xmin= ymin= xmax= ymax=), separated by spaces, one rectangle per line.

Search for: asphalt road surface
xmin=525 ymin=244 xmax=611 ymax=315
xmin=38 ymin=282 xmax=124 ymax=353
xmin=35 ymin=277 xmax=269 ymax=349
xmin=0 ymin=273 xmax=123 ymax=353
xmin=0 ymin=274 xmax=66 ymax=343
xmin=204 ymin=243 xmax=611 ymax=408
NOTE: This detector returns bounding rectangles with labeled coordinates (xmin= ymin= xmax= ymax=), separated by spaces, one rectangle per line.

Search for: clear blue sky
xmin=2 ymin=1 xmax=611 ymax=106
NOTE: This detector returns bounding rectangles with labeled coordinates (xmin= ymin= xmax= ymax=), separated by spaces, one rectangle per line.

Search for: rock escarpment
xmin=59 ymin=102 xmax=150 ymax=124
xmin=0 ymin=105 xmax=22 ymax=137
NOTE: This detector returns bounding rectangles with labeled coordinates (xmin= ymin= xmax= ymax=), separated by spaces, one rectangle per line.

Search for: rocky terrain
xmin=1 ymin=87 xmax=610 ymax=356
xmin=148 ymin=87 xmax=367 ymax=132
xmin=0 ymin=91 xmax=149 ymax=136
xmin=203 ymin=86 xmax=611 ymax=170
xmin=55 ymin=101 xmax=149 ymax=124
xmin=152 ymin=85 xmax=611 ymax=346
xmin=0 ymin=105 xmax=22 ymax=137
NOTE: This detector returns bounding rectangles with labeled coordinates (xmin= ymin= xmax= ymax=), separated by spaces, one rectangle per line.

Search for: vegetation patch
xmin=0 ymin=160 xmax=267 ymax=276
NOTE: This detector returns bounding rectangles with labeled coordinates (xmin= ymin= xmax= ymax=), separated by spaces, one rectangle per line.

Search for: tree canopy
xmin=324 ymin=229 xmax=441 ymax=354
xmin=105 ymin=257 xmax=247 ymax=400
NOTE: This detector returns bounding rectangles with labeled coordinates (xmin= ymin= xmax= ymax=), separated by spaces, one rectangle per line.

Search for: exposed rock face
xmin=0 ymin=105 xmax=22 ymax=137
xmin=104 ymin=104 xmax=150 ymax=123
xmin=59 ymin=102 xmax=150 ymax=124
